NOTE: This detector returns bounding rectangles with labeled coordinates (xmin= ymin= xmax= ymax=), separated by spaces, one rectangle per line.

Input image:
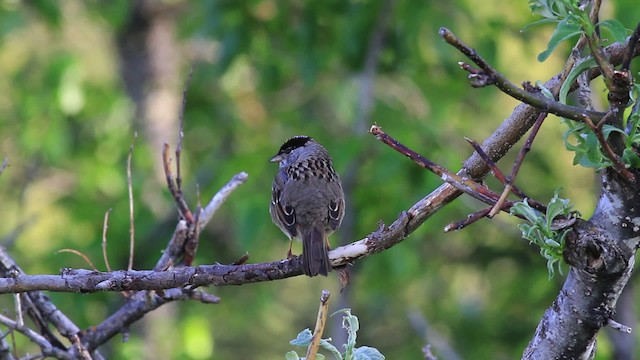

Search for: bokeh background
xmin=0 ymin=1 xmax=638 ymax=359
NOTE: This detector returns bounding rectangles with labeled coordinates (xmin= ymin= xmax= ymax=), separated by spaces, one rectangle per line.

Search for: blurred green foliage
xmin=0 ymin=1 xmax=636 ymax=359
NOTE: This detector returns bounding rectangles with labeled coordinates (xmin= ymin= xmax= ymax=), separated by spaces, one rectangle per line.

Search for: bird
xmin=269 ymin=135 xmax=345 ymax=277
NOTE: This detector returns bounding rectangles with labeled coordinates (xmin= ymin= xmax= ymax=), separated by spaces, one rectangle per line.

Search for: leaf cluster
xmin=286 ymin=309 xmax=384 ymax=360
xmin=510 ymin=191 xmax=575 ymax=278
xmin=528 ymin=0 xmax=640 ymax=171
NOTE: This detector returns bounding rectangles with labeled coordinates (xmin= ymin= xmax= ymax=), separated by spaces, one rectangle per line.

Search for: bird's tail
xmin=302 ymin=227 xmax=331 ymax=277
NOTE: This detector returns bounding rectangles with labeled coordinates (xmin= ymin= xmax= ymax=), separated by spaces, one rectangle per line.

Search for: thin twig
xmin=370 ymin=125 xmax=502 ymax=206
xmin=444 ymin=207 xmax=492 ymax=232
xmin=0 ymin=158 xmax=7 ymax=177
xmin=127 ymin=134 xmax=137 ymax=271
xmin=162 ymin=144 xmax=194 ymax=222
xmin=622 ymin=22 xmax=640 ymax=71
xmin=464 ymin=137 xmax=530 ymax=200
xmin=608 ymin=318 xmax=632 ymax=334
xmin=306 ymin=290 xmax=331 ymax=360
xmin=423 ymin=345 xmax=438 ymax=360
xmin=583 ymin=113 xmax=635 ymax=182
xmin=176 ymin=67 xmax=193 ymax=192
xmin=199 ymin=172 xmax=249 ymax=228
xmin=439 ymin=27 xmax=606 ymax=123
xmin=464 ymin=137 xmax=508 ymax=183
xmin=101 ymin=209 xmax=113 ymax=273
xmin=13 ymin=294 xmax=22 ymax=327
xmin=509 ymin=112 xmax=547 ymax=187
xmin=488 ymin=112 xmax=548 ymax=217
xmin=488 ymin=186 xmax=512 ymax=218
xmin=183 ymin=207 xmax=201 ymax=267
xmin=586 ymin=27 xmax=615 ymax=85
xmin=56 ymin=249 xmax=97 ymax=271
xmin=0 ymin=313 xmax=70 ymax=360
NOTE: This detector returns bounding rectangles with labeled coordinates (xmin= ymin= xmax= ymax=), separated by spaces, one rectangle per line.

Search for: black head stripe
xmin=279 ymin=135 xmax=312 ymax=154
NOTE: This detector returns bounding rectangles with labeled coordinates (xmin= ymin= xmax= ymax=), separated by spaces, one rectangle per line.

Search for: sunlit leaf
xmin=598 ymin=19 xmax=629 ymax=43
xmin=352 ymin=346 xmax=386 ymax=360
xmin=537 ymin=17 xmax=583 ymax=62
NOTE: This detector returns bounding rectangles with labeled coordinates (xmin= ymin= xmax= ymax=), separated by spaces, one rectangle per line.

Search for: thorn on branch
xmin=231 ymin=254 xmax=249 ymax=266
xmin=458 ymin=62 xmax=495 ymax=87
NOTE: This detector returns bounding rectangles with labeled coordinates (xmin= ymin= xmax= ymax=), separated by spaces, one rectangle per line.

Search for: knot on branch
xmin=563 ymin=219 xmax=629 ymax=276
xmin=603 ymin=69 xmax=633 ymax=108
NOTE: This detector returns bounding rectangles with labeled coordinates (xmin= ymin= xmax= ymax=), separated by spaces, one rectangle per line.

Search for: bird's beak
xmin=269 ymin=154 xmax=282 ymax=163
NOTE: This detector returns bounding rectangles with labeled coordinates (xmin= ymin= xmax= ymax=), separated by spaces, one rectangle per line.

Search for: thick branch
xmin=524 ymin=170 xmax=640 ymax=359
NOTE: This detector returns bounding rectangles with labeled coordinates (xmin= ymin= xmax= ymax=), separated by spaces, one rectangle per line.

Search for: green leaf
xmin=290 ymin=329 xmax=313 ymax=346
xmin=622 ymin=148 xmax=640 ymax=169
xmin=510 ymin=200 xmax=542 ymax=224
xmin=544 ymin=238 xmax=561 ymax=247
xmin=319 ymin=339 xmax=342 ymax=359
xmin=559 ymin=57 xmax=596 ymax=104
xmin=598 ymin=19 xmax=628 ymax=43
xmin=352 ymin=346 xmax=385 ymax=360
xmin=521 ymin=18 xmax=557 ymax=33
xmin=602 ymin=124 xmax=627 ymax=138
xmin=536 ymin=81 xmax=555 ymax=100
xmin=286 ymin=351 xmax=301 ymax=360
xmin=538 ymin=17 xmax=583 ymax=62
xmin=545 ymin=191 xmax=570 ymax=228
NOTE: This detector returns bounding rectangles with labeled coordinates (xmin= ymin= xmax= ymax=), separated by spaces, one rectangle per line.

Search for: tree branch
xmin=439 ymin=27 xmax=607 ymax=123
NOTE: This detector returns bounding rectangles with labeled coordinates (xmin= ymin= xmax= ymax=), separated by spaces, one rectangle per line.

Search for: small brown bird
xmin=269 ymin=136 xmax=345 ymax=276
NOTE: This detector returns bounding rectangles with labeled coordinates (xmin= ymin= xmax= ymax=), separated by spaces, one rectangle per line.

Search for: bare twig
xmin=127 ymin=134 xmax=137 ymax=271
xmin=439 ymin=27 xmax=606 ymax=123
xmin=0 ymin=158 xmax=7 ymax=177
xmin=583 ymin=113 xmax=635 ymax=182
xmin=464 ymin=137 xmax=509 ymax=183
xmin=101 ymin=209 xmax=113 ymax=273
xmin=509 ymin=112 xmax=547 ymax=189
xmin=199 ymin=172 xmax=249 ymax=228
xmin=55 ymin=249 xmax=97 ymax=271
xmin=13 ymin=294 xmax=22 ymax=327
xmin=0 ymin=330 xmax=15 ymax=360
xmin=464 ymin=137 xmax=531 ymax=201
xmin=586 ymin=24 xmax=615 ymax=85
xmin=622 ymin=22 xmax=640 ymax=71
xmin=608 ymin=319 xmax=632 ymax=334
xmin=488 ymin=112 xmax=549 ymax=217
xmin=154 ymin=220 xmax=189 ymax=271
xmin=488 ymin=187 xmax=512 ymax=218
xmin=306 ymin=290 xmax=330 ymax=360
xmin=162 ymin=144 xmax=194 ymax=222
xmin=423 ymin=345 xmax=438 ymax=360
xmin=175 ymin=67 xmax=193 ymax=192
xmin=444 ymin=207 xmax=492 ymax=232
xmin=183 ymin=206 xmax=201 ymax=266
xmin=0 ymin=313 xmax=71 ymax=360
xmin=369 ymin=125 xmax=502 ymax=206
